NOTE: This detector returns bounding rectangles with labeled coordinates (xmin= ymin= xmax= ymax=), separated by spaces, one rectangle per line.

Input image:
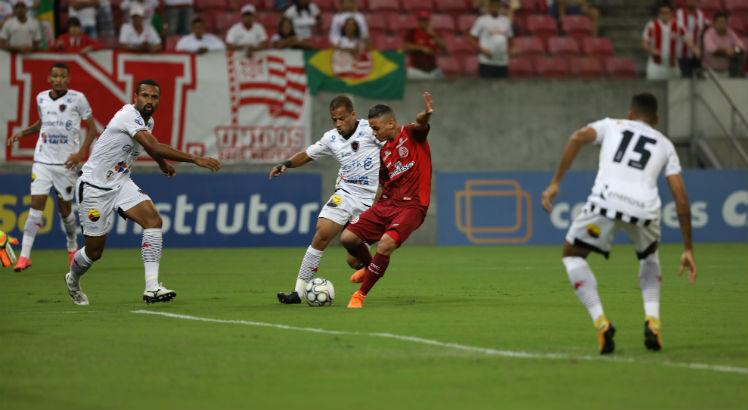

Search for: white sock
xmin=20 ymin=209 xmax=43 ymax=258
xmin=61 ymin=212 xmax=78 ymax=251
xmin=563 ymin=256 xmax=605 ymax=323
xmin=639 ymin=252 xmax=661 ymax=320
xmin=142 ymin=228 xmax=163 ymax=291
xmin=295 ymin=246 xmax=323 ymax=295
xmin=69 ymin=247 xmax=93 ymax=281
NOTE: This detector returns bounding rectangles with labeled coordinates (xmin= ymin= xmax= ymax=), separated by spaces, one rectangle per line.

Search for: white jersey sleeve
xmin=663 ymin=140 xmax=682 ymax=176
xmin=587 ymin=117 xmax=614 ymax=145
xmin=76 ymin=92 xmax=93 ymax=120
xmin=305 ymin=133 xmax=333 ymax=159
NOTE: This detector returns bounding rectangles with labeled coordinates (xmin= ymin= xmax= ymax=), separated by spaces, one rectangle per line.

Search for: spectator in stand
xmin=1 ymin=1 xmax=14 ymax=29
xmin=403 ymin=10 xmax=445 ymax=80
xmin=642 ymin=3 xmax=699 ymax=80
xmin=69 ymin=0 xmax=100 ymax=38
xmin=53 ymin=16 xmax=102 ymax=52
xmin=675 ymin=0 xmax=708 ymax=78
xmin=703 ymin=11 xmax=746 ymax=78
xmin=119 ymin=3 xmax=162 ymax=52
xmin=0 ymin=0 xmax=41 ymax=52
xmin=284 ymin=0 xmax=320 ymax=40
xmin=550 ymin=0 xmax=599 ymax=37
xmin=176 ymin=16 xmax=224 ymax=53
xmin=272 ymin=16 xmax=312 ymax=49
xmin=329 ymin=0 xmax=367 ymax=48
xmin=334 ymin=16 xmax=366 ymax=54
xmin=473 ymin=0 xmax=520 ymax=20
xmin=226 ymin=4 xmax=268 ymax=58
xmin=164 ymin=0 xmax=193 ymax=35
xmin=121 ymin=0 xmax=158 ymax=23
xmin=469 ymin=0 xmax=513 ymax=78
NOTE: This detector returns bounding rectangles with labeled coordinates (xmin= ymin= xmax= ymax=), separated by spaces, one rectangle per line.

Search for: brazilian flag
xmin=304 ymin=49 xmax=405 ymax=100
xmin=36 ymin=0 xmax=54 ymax=49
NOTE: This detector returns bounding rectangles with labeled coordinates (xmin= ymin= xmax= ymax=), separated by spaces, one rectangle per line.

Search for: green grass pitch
xmin=1 ymin=243 xmax=746 ymax=410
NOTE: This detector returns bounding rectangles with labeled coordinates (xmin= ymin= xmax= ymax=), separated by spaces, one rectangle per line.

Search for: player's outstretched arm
xmin=666 ymin=173 xmax=697 ymax=283
xmin=269 ymin=151 xmax=312 ymax=179
xmin=541 ymin=126 xmax=597 ymax=212
xmin=414 ymin=91 xmax=434 ymax=130
xmin=65 ymin=117 xmax=98 ymax=168
xmin=7 ymin=120 xmax=41 ymax=146
xmin=134 ymin=130 xmax=221 ymax=173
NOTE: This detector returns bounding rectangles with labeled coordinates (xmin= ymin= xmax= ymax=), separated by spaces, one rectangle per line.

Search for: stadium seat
xmin=194 ymin=0 xmax=228 ymax=12
xmin=367 ymin=0 xmax=400 ymax=12
xmin=604 ymin=57 xmax=638 ymax=79
xmin=366 ymin=13 xmax=390 ymax=36
xmin=519 ymin=0 xmax=546 ymax=14
xmin=726 ymin=0 xmax=748 ymax=14
xmin=402 ymin=0 xmax=433 ymax=13
xmin=437 ymin=55 xmax=463 ymax=77
xmin=456 ymin=14 xmax=477 ymax=34
xmin=567 ymin=56 xmax=604 ymax=78
xmin=512 ymin=36 xmax=545 ymax=56
xmin=698 ymin=0 xmax=724 ymax=15
xmin=321 ymin=12 xmax=334 ymax=33
xmin=314 ymin=0 xmax=337 ymax=12
xmin=371 ymin=33 xmax=403 ymax=50
xmin=212 ymin=11 xmax=241 ymax=33
xmin=442 ymin=34 xmax=474 ymax=56
xmin=535 ymin=56 xmax=569 ymax=78
xmin=430 ymin=14 xmax=456 ymax=34
xmin=560 ymin=15 xmax=593 ymax=40
xmin=434 ymin=0 xmax=470 ymax=13
xmin=388 ymin=14 xmax=418 ymax=34
xmin=547 ymin=36 xmax=580 ymax=56
xmin=525 ymin=15 xmax=558 ymax=43
xmin=728 ymin=14 xmax=748 ymax=35
xmin=256 ymin=12 xmax=280 ymax=32
xmin=508 ymin=57 xmax=535 ymax=77
xmin=581 ymin=37 xmax=614 ymax=57
xmin=165 ymin=35 xmax=180 ymax=52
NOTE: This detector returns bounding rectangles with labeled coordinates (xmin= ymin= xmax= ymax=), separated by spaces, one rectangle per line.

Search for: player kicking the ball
xmin=541 ymin=93 xmax=697 ymax=354
xmin=341 ymin=91 xmax=434 ymax=309
xmin=272 ymin=95 xmax=384 ymax=304
xmin=65 ymin=79 xmax=221 ymax=305
xmin=7 ymin=63 xmax=97 ymax=271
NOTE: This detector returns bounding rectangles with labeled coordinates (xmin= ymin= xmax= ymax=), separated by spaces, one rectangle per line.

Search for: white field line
xmin=132 ymin=310 xmax=748 ymax=376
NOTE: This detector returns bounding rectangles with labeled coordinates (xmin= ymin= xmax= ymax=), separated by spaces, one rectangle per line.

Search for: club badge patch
xmin=88 ymin=208 xmax=101 ymax=222
xmin=398 ymin=146 xmax=409 ymax=158
xmin=351 ymin=141 xmax=359 ymax=151
xmin=586 ymin=224 xmax=601 ymax=238
xmin=59 ymin=104 xmax=66 ymax=112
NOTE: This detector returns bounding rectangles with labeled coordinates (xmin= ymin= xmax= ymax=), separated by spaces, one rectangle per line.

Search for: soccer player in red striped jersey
xmin=340 ymin=91 xmax=434 ymax=308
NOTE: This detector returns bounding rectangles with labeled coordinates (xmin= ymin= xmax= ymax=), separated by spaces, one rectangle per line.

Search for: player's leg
xmin=562 ymin=207 xmax=617 ymax=354
xmin=342 ymin=204 xmax=389 ymax=284
xmin=622 ymin=220 xmax=663 ymax=351
xmin=15 ymin=164 xmax=53 ymax=271
xmin=66 ymin=234 xmax=106 ymax=305
xmin=53 ymin=166 xmax=80 ymax=266
xmin=278 ymin=217 xmax=345 ymax=304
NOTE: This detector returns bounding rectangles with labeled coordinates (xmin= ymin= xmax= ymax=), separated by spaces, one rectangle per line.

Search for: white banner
xmin=0 ymin=50 xmax=311 ymax=164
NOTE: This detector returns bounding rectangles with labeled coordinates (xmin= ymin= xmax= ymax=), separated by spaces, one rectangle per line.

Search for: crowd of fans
xmin=0 ymin=0 xmax=745 ymax=79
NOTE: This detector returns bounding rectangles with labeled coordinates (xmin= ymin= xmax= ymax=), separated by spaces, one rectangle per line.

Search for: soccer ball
xmin=305 ymin=278 xmax=335 ymax=307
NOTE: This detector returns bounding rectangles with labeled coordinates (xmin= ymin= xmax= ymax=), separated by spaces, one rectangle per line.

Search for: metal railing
xmin=698 ymin=68 xmax=748 ymax=167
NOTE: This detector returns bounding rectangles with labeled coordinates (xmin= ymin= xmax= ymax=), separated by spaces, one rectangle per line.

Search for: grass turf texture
xmin=1 ymin=244 xmax=746 ymax=410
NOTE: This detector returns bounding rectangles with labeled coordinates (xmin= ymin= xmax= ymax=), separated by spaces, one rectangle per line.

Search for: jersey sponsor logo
xmin=327 ymin=194 xmax=342 ymax=207
xmin=586 ymin=224 xmax=601 ymax=238
xmin=87 ymin=208 xmax=101 ymax=222
xmin=134 ymin=117 xmax=144 ymax=126
xmin=41 ymin=133 xmax=69 ymax=144
xmin=398 ymin=146 xmax=409 ymax=158
xmin=65 ymin=120 xmax=73 ymax=131
xmin=389 ymin=160 xmax=415 ymax=179
xmin=363 ymin=157 xmax=374 ymax=170
xmin=112 ymin=161 xmax=130 ymax=176
xmin=342 ymin=176 xmax=370 ymax=186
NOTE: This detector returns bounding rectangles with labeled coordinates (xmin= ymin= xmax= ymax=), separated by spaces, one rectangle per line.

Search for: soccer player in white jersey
xmin=64 ymin=79 xmax=221 ymax=305
xmin=541 ymin=93 xmax=697 ymax=355
xmin=270 ymin=95 xmax=385 ymax=304
xmin=6 ymin=63 xmax=97 ymax=271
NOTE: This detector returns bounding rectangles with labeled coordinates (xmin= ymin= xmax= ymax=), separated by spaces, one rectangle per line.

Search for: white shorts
xmin=565 ymin=206 xmax=660 ymax=259
xmin=318 ymin=189 xmax=373 ymax=226
xmin=76 ymin=178 xmax=151 ymax=237
xmin=30 ymin=163 xmax=78 ymax=201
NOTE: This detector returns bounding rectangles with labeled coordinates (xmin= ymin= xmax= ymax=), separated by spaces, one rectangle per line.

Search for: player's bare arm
xmin=269 ymin=151 xmax=313 ymax=179
xmin=666 ymin=173 xmax=697 ymax=283
xmin=413 ymin=91 xmax=434 ymax=131
xmin=7 ymin=120 xmax=41 ymax=146
xmin=65 ymin=117 xmax=97 ymax=168
xmin=542 ymin=126 xmax=597 ymax=212
xmin=133 ymin=130 xmax=221 ymax=173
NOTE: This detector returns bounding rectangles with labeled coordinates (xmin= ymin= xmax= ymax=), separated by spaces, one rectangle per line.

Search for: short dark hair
xmin=368 ymin=104 xmax=393 ymax=120
xmin=136 ymin=79 xmax=160 ymax=94
xmin=654 ymin=1 xmax=671 ymax=14
xmin=329 ymin=95 xmax=353 ymax=112
xmin=713 ymin=11 xmax=729 ymax=21
xmin=191 ymin=16 xmax=205 ymax=25
xmin=631 ymin=93 xmax=658 ymax=119
xmin=50 ymin=62 xmax=69 ymax=73
xmin=67 ymin=16 xmax=81 ymax=27
xmin=341 ymin=17 xmax=360 ymax=38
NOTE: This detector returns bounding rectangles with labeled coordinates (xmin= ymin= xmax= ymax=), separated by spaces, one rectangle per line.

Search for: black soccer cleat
xmin=644 ymin=318 xmax=663 ymax=351
xmin=597 ymin=322 xmax=616 ymax=355
xmin=277 ymin=291 xmax=302 ymax=304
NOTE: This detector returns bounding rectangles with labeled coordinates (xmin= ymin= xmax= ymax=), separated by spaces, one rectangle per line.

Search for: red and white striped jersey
xmin=675 ymin=7 xmax=708 ymax=58
xmin=642 ymin=18 xmax=688 ymax=67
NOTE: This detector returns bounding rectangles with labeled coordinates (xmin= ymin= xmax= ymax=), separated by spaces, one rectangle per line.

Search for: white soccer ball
xmin=305 ymin=278 xmax=335 ymax=307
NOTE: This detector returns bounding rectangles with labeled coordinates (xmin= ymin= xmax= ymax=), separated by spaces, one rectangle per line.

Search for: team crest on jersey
xmin=398 ymin=146 xmax=409 ymax=158
xmin=113 ymin=161 xmax=130 ymax=174
xmin=87 ymin=209 xmax=101 ymax=222
xmin=134 ymin=117 xmax=144 ymax=126
xmin=586 ymin=224 xmax=601 ymax=238
xmin=351 ymin=141 xmax=359 ymax=151
xmin=59 ymin=104 xmax=66 ymax=112
xmin=327 ymin=194 xmax=342 ymax=208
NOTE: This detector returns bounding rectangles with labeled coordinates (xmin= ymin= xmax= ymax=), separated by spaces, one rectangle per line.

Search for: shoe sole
xmin=599 ymin=325 xmax=616 ymax=355
xmin=143 ymin=291 xmax=177 ymax=304
xmin=14 ymin=264 xmax=31 ymax=272
xmin=644 ymin=322 xmax=662 ymax=351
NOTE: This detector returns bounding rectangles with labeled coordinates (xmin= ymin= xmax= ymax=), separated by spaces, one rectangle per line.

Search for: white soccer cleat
xmin=143 ymin=283 xmax=177 ymax=304
xmin=65 ymin=272 xmax=89 ymax=306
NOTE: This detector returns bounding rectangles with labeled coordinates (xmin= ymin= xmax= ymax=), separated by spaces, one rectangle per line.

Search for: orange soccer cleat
xmin=68 ymin=250 xmax=77 ymax=267
xmin=14 ymin=256 xmax=32 ymax=272
xmin=350 ymin=268 xmax=367 ymax=283
xmin=347 ymin=290 xmax=366 ymax=309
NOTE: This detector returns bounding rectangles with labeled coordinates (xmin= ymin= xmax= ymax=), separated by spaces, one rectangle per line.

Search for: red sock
xmin=346 ymin=242 xmax=372 ymax=267
xmin=360 ymin=252 xmax=390 ymax=295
